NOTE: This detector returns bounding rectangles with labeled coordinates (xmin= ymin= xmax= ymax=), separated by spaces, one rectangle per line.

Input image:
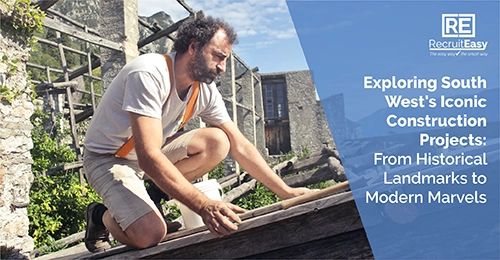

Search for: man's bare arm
xmin=217 ymin=120 xmax=313 ymax=199
xmin=129 ymin=113 xmax=207 ymax=210
xmin=129 ymin=112 xmax=244 ymax=236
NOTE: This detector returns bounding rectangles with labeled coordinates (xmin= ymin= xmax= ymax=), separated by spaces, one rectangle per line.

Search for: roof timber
xmin=34 ymin=0 xmax=59 ymax=11
xmin=71 ymin=189 xmax=371 ymax=259
xmin=137 ymin=11 xmax=204 ymax=49
xmin=43 ymin=16 xmax=122 ymax=51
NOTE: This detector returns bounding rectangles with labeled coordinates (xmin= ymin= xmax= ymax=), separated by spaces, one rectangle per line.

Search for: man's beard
xmin=188 ymin=49 xmax=221 ymax=84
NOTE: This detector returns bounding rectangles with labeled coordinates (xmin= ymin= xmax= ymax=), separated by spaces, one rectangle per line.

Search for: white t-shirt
xmin=84 ymin=52 xmax=231 ymax=159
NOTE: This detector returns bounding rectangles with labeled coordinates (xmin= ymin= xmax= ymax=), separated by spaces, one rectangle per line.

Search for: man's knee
xmin=125 ymin=210 xmax=166 ymax=249
xmin=193 ymin=128 xmax=230 ymax=158
xmin=206 ymin=128 xmax=230 ymax=154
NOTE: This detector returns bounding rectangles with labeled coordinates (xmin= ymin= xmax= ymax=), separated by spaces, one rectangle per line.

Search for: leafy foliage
xmin=29 ymin=109 xmax=100 ymax=248
xmin=0 ymin=0 xmax=44 ymax=103
xmin=29 ymin=174 xmax=101 ymax=248
xmin=308 ymin=181 xmax=334 ymax=190
xmin=163 ymin=204 xmax=181 ymax=223
xmin=28 ymin=29 xmax=86 ymax=82
xmin=234 ymin=149 xmax=298 ymax=210
xmin=208 ymin=162 xmax=225 ymax=180
xmin=234 ymin=147 xmax=331 ymax=210
xmin=1 ymin=0 xmax=45 ymax=46
xmin=234 ymin=182 xmax=282 ymax=210
xmin=0 ymin=55 xmax=28 ymax=103
xmin=28 ymin=27 xmax=104 ymax=106
xmin=30 ymin=109 xmax=76 ymax=172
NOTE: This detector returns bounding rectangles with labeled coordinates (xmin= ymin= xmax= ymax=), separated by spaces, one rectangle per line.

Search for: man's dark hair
xmin=174 ymin=16 xmax=238 ymax=54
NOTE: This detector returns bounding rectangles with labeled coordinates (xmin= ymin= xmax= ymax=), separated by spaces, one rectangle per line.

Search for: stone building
xmin=205 ymin=67 xmax=337 ymax=158
xmin=0 ymin=1 xmax=36 ymax=257
xmin=260 ymin=70 xmax=335 ymax=155
xmin=321 ymin=93 xmax=364 ymax=144
xmin=321 ymin=93 xmax=348 ymax=143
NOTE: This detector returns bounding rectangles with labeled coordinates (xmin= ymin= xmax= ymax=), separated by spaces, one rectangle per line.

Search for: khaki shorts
xmin=83 ymin=129 xmax=198 ymax=231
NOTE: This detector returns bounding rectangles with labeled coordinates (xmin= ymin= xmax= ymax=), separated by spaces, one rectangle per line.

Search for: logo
xmin=429 ymin=13 xmax=488 ymax=57
xmin=442 ymin=14 xmax=475 ymax=38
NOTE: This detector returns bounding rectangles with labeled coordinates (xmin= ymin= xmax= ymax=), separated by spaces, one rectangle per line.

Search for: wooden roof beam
xmin=43 ymin=16 xmax=122 ymax=51
xmin=137 ymin=11 xmax=204 ymax=49
xmin=33 ymin=0 xmax=59 ymax=11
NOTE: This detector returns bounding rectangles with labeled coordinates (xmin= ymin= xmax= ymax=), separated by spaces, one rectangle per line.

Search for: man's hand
xmin=281 ymin=187 xmax=319 ymax=200
xmin=199 ymin=200 xmax=246 ymax=237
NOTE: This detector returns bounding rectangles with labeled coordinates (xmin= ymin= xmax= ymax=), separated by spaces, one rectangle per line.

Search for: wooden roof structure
xmin=39 ymin=189 xmax=372 ymax=259
xmin=35 ymin=149 xmax=374 ymax=259
xmin=26 ymin=1 xmax=372 ymax=258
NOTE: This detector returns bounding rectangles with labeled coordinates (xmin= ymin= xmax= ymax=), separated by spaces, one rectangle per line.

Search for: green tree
xmin=29 ymin=109 xmax=100 ymax=249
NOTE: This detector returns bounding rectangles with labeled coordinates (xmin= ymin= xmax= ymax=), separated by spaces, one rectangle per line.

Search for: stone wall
xmin=0 ymin=1 xmax=35 ymax=257
xmin=276 ymin=70 xmax=336 ymax=153
xmin=322 ymin=93 xmax=347 ymax=143
xmin=213 ymin=55 xmax=266 ymax=174
xmin=235 ymin=64 xmax=265 ymax=154
xmin=99 ymin=0 xmax=139 ymax=91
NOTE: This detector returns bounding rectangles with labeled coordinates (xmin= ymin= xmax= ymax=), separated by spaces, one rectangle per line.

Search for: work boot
xmin=85 ymin=202 xmax=111 ymax=253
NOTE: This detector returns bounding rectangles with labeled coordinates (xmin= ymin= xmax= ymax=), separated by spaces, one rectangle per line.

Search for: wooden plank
xmin=35 ymin=81 xmax=79 ymax=92
xmin=233 ymin=52 xmax=261 ymax=83
xmin=36 ymin=88 xmax=67 ymax=95
xmin=229 ymin=53 xmax=239 ymax=179
xmin=88 ymin=192 xmax=358 ymax=259
xmin=250 ymin=69 xmax=257 ymax=146
xmin=28 ymin=61 xmax=102 ymax=82
xmin=154 ymin=193 xmax=359 ymax=259
xmin=43 ymin=17 xmax=122 ymax=51
xmin=46 ymin=9 xmax=101 ymax=36
xmin=177 ymin=0 xmax=196 ymax=15
xmin=56 ymin=31 xmax=69 ymax=82
xmin=45 ymin=161 xmax=83 ymax=176
xmin=74 ymin=88 xmax=103 ymax=96
xmin=56 ymin=30 xmax=82 ymax=164
xmin=137 ymin=12 xmax=203 ymax=49
xmin=85 ymin=25 xmax=97 ymax=111
xmin=238 ymin=202 xmax=283 ymax=221
xmin=34 ymin=36 xmax=88 ymax=56
xmin=53 ymin=58 xmax=101 ymax=83
xmin=219 ymin=176 xmax=238 ymax=189
xmin=221 ymin=97 xmax=262 ymax=118
xmin=281 ymin=181 xmax=350 ymax=209
xmin=31 ymin=231 xmax=85 ymax=257
xmin=222 ymin=152 xmax=343 ymax=207
xmin=248 ymin=228 xmax=373 ymax=259
xmin=271 ymin=156 xmax=297 ymax=176
xmin=75 ymin=108 xmax=93 ymax=123
xmin=218 ymin=172 xmax=238 ymax=183
xmin=280 ymin=149 xmax=337 ymax=176
xmin=222 ymin=179 xmax=256 ymax=202
xmin=282 ymin=165 xmax=334 ymax=187
xmin=138 ymin=18 xmax=161 ymax=33
xmin=34 ymin=0 xmax=59 ymax=11
xmin=64 ymin=102 xmax=93 ymax=110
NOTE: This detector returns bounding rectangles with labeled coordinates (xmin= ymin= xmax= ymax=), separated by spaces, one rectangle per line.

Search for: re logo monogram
xmin=442 ymin=14 xmax=475 ymax=38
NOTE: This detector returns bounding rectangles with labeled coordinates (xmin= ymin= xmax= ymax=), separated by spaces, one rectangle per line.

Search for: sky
xmin=138 ymin=0 xmax=498 ymax=122
xmin=137 ymin=0 xmax=309 ymax=74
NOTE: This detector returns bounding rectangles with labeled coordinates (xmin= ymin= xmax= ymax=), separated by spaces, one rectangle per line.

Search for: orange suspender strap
xmin=178 ymin=81 xmax=200 ymax=131
xmin=115 ymin=55 xmax=200 ymax=158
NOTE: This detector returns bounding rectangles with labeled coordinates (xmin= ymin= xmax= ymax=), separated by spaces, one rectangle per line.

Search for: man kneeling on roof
xmin=82 ymin=15 xmax=315 ymax=252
